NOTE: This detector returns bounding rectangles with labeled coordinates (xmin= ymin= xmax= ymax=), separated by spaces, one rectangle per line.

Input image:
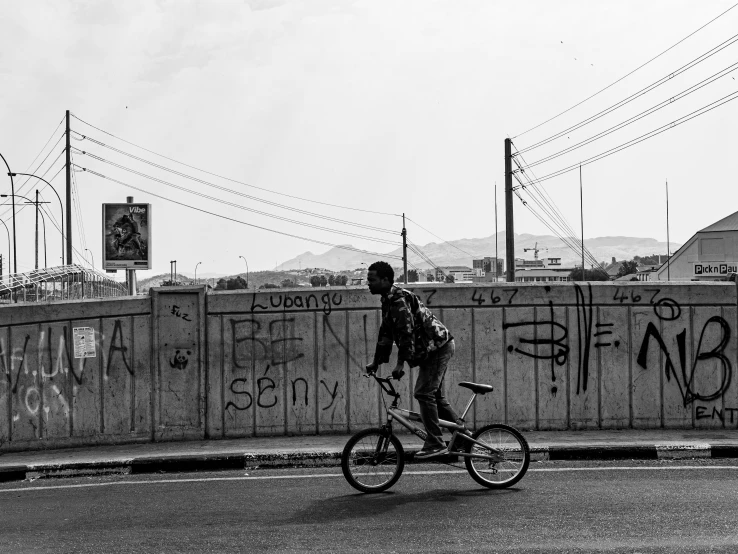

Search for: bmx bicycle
xmin=341 ymin=367 xmax=530 ymax=493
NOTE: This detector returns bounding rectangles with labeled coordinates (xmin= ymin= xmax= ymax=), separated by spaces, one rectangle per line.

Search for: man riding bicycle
xmin=365 ymin=261 xmax=464 ymax=459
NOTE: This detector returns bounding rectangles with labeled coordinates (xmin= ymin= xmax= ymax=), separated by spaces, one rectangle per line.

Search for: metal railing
xmin=0 ymin=264 xmax=128 ymax=304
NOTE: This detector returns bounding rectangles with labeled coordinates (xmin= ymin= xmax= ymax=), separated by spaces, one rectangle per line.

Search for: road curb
xmin=3 ymin=443 xmax=738 ymax=482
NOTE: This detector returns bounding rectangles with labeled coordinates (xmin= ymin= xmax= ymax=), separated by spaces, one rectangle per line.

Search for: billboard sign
xmin=102 ymin=203 xmax=152 ymax=270
xmin=693 ymin=262 xmax=737 ymax=277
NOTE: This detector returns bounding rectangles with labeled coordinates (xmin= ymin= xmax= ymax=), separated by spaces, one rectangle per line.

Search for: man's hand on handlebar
xmin=365 ymin=362 xmax=404 ymax=380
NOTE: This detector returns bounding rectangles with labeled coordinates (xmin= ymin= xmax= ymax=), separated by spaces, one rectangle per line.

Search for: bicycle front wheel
xmin=465 ymin=424 xmax=530 ymax=488
xmin=341 ymin=428 xmax=405 ymax=493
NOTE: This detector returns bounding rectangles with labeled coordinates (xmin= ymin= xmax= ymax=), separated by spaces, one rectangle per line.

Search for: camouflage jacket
xmin=373 ymin=285 xmax=452 ymax=368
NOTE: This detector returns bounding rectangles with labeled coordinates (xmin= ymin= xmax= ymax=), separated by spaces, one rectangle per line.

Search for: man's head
xmin=366 ymin=261 xmax=394 ymax=295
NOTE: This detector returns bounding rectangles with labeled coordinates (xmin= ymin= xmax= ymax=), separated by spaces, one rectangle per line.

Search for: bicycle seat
xmin=458 ymin=382 xmax=494 ymax=395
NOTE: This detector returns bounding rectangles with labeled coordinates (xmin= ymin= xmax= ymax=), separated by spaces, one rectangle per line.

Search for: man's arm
xmin=371 ymin=316 xmax=393 ymax=367
xmin=389 ymin=296 xmax=415 ymax=377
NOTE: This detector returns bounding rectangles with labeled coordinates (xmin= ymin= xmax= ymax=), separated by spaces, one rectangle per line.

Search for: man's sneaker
xmin=415 ymin=446 xmax=448 ymax=460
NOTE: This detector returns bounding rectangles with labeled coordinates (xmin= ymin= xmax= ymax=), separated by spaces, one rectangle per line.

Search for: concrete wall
xmin=1 ymin=282 xmax=737 ymax=451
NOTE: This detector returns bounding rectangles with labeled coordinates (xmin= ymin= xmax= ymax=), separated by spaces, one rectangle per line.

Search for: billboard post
xmin=126 ymin=196 xmax=137 ymax=295
xmin=102 ymin=198 xmax=151 ymax=295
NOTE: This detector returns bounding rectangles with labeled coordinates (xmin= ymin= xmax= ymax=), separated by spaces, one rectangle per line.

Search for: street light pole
xmin=0 ymin=219 xmax=10 ymax=273
xmin=239 ymin=255 xmax=249 ymax=288
xmin=2 ymin=192 xmax=50 ymax=271
xmin=195 ymin=261 xmax=202 ymax=284
xmin=85 ymin=248 xmax=95 ymax=269
xmin=0 ymin=154 xmax=17 ymax=274
xmin=40 ymin=210 xmax=47 ymax=268
xmin=10 ymin=173 xmax=65 ymax=266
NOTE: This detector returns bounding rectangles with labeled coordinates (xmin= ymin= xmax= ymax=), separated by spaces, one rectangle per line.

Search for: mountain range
xmin=275 ymin=232 xmax=681 ymax=271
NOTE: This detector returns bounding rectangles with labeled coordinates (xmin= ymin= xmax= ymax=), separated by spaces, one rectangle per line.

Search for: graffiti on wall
xmin=0 ymin=320 xmax=140 ymax=439
xmin=2 ymin=282 xmax=736 ymax=447
xmin=637 ymin=313 xmax=731 ymax=407
xmin=224 ymin=314 xmax=370 ymax=420
xmin=249 ymin=292 xmax=344 ymax=315
xmin=483 ymin=283 xmax=736 ymax=414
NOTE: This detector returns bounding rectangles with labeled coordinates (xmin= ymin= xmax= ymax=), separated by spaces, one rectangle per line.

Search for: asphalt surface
xmin=2 ymin=459 xmax=738 ymax=553
xmin=4 ymin=429 xmax=738 ymax=481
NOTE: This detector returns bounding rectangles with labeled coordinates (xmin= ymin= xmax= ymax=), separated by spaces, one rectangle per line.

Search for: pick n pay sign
xmin=694 ymin=262 xmax=738 ymax=276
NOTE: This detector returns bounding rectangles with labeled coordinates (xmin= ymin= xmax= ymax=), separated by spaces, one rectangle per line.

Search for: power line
xmin=404 ymin=216 xmax=476 ymax=258
xmin=0 ymin=156 xmax=65 ymax=220
xmin=407 ymin=243 xmax=435 ymax=268
xmin=71 ymin=113 xmax=401 ymax=217
xmin=36 ymin=203 xmax=93 ymax=264
xmin=518 ymin=60 xmax=738 ymax=170
xmin=21 ymin=115 xmax=65 ymax=173
xmin=71 ymin=150 xmax=88 ymax=261
xmin=12 ymin=138 xmax=66 ymax=199
xmin=74 ymin=165 xmax=403 ymax=261
xmin=510 ymin=155 xmax=607 ymax=275
xmin=512 ymin=1 xmax=738 ymax=139
xmin=72 ymin=148 xmax=401 ymax=247
xmin=512 ymin=172 xmax=588 ymax=261
xmin=513 ymin=88 xmax=738 ymax=188
xmin=512 ymin=148 xmax=595 ymax=258
xmin=72 ymin=133 xmax=397 ymax=235
xmin=517 ymin=31 xmax=738 ymax=155
xmin=407 ymin=241 xmax=447 ymax=277
xmin=514 ymin=189 xmax=609 ymax=278
xmin=75 ymin=131 xmax=398 ymax=235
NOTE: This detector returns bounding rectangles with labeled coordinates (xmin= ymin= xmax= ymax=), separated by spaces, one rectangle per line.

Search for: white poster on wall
xmin=73 ymin=327 xmax=96 ymax=359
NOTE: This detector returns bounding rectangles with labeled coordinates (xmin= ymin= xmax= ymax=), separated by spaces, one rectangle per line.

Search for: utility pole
xmin=495 ymin=182 xmax=498 ymax=282
xmin=20 ymin=190 xmax=49 ymax=270
xmin=65 ymin=110 xmax=72 ymax=265
xmin=401 ymin=213 xmax=408 ymax=285
xmin=504 ymin=138 xmax=515 ymax=282
xmin=666 ymin=179 xmax=670 ymax=281
xmin=35 ymin=189 xmax=39 ymax=270
xmin=35 ymin=190 xmax=39 ymax=270
xmin=580 ymin=165 xmax=585 ymax=281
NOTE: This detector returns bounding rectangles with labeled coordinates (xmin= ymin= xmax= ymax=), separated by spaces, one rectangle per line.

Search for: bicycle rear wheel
xmin=341 ymin=428 xmax=405 ymax=493
xmin=465 ymin=424 xmax=530 ymax=489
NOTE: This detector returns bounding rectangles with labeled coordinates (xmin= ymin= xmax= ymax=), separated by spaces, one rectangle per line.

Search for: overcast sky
xmin=2 ymin=0 xmax=737 ymax=278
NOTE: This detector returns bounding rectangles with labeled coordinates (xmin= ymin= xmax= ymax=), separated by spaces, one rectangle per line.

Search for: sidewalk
xmin=2 ymin=429 xmax=738 ymax=482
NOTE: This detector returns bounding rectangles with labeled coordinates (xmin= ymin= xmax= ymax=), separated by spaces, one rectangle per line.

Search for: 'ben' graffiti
xmin=231 ymin=318 xmax=304 ymax=368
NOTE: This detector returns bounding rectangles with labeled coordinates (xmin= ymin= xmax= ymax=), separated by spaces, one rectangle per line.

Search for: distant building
xmin=634 ymin=264 xmax=660 ymax=281
xmin=515 ymin=258 xmax=544 ymax=269
xmin=473 ymin=257 xmax=504 ymax=277
xmin=514 ymin=267 xmax=573 ymax=283
xmin=435 ymin=266 xmax=475 ymax=282
xmin=604 ymin=258 xmax=624 ymax=279
xmin=654 ymin=209 xmax=738 ymax=281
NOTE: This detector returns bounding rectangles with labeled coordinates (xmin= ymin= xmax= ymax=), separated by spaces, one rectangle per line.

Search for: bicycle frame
xmin=368 ymin=372 xmax=503 ymax=462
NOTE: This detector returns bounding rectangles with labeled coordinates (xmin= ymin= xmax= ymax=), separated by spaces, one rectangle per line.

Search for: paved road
xmin=2 ymin=459 xmax=738 ymax=553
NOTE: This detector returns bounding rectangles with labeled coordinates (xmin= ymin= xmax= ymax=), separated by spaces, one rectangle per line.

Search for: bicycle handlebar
xmin=363 ymin=365 xmax=402 ymax=397
xmin=364 ymin=364 xmax=403 ymax=380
